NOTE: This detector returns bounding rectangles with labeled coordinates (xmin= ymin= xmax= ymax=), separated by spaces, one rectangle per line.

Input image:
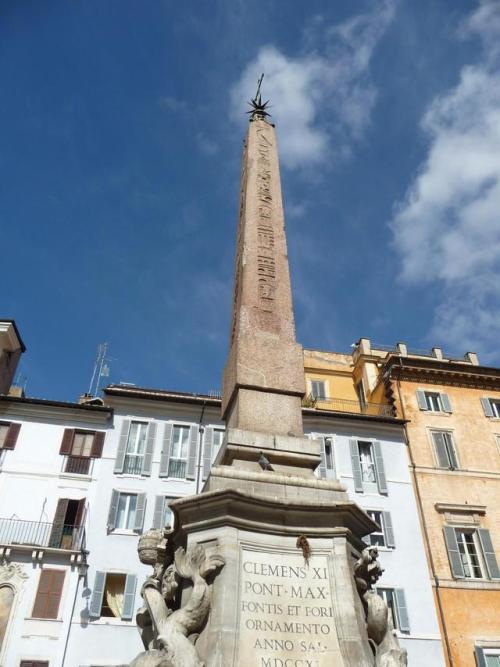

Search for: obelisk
xmin=129 ymin=83 xmax=407 ymax=667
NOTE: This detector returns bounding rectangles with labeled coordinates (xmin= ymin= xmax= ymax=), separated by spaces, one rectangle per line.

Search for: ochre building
xmin=304 ymin=340 xmax=500 ymax=667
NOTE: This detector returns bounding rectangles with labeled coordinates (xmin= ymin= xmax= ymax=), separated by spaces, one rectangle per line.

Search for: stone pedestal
xmin=170 ymin=489 xmax=376 ymax=667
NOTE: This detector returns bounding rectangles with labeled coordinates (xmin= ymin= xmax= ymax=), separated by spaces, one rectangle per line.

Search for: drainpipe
xmin=60 ymin=557 xmax=87 ymax=667
xmin=394 ymin=357 xmax=453 ymax=667
xmin=195 ymin=400 xmax=207 ymax=494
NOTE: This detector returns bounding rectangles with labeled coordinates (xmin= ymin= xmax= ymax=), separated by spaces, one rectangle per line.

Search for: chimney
xmin=0 ymin=320 xmax=26 ymax=395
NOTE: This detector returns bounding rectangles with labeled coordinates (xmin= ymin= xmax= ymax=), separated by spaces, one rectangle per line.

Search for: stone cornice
xmin=384 ymin=355 xmax=500 ymax=390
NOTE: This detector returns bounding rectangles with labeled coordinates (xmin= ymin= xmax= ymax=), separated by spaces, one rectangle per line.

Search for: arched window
xmin=0 ymin=584 xmax=15 ymax=651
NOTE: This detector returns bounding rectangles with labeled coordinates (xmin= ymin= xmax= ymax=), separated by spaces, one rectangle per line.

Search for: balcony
xmin=0 ymin=518 xmax=86 ymax=551
xmin=62 ymin=455 xmax=93 ymax=475
xmin=167 ymin=458 xmax=187 ymax=479
xmin=302 ymin=395 xmax=395 ymax=418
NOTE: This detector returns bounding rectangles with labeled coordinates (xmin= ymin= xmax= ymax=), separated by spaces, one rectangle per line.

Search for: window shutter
xmin=416 ymin=390 xmax=428 ymax=410
xmin=107 ymin=490 xmax=120 ymax=531
xmin=202 ymin=427 xmax=214 ymax=480
xmin=3 ymin=422 xmax=21 ymax=450
xmin=480 ymin=398 xmax=494 ymax=417
xmin=32 ymin=569 xmax=65 ymax=619
xmin=477 ymin=528 xmax=500 ymax=579
xmin=373 ymin=441 xmax=388 ymax=495
xmin=159 ymin=423 xmax=173 ymax=477
xmin=90 ymin=431 xmax=105 ymax=458
xmin=74 ymin=498 xmax=86 ymax=527
xmin=49 ymin=498 xmax=69 ymax=548
xmin=122 ymin=574 xmax=137 ymax=621
xmin=445 ymin=433 xmax=459 ymax=470
xmin=382 ymin=511 xmax=395 ymax=548
xmin=440 ymin=393 xmax=452 ymax=413
xmin=142 ymin=422 xmax=156 ymax=476
xmin=394 ymin=588 xmax=410 ymax=632
xmin=474 ymin=646 xmax=487 ymax=667
xmin=349 ymin=439 xmax=363 ymax=492
xmin=134 ymin=493 xmax=146 ymax=534
xmin=59 ymin=429 xmax=75 ymax=455
xmin=153 ymin=495 xmax=165 ymax=530
xmin=443 ymin=526 xmax=465 ymax=578
xmin=317 ymin=436 xmax=327 ymax=479
xmin=186 ymin=425 xmax=199 ymax=480
xmin=114 ymin=420 xmax=130 ymax=473
xmin=89 ymin=571 xmax=106 ymax=618
xmin=432 ymin=432 xmax=450 ymax=468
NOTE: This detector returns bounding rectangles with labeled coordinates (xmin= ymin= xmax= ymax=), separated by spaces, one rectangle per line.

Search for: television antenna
xmin=88 ymin=343 xmax=111 ymax=396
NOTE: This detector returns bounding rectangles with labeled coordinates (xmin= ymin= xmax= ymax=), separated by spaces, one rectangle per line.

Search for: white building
xmin=0 ymin=376 xmax=444 ymax=666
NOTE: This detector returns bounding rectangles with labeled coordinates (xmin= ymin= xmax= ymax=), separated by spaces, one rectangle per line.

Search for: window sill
xmin=59 ymin=472 xmax=92 ymax=481
xmin=113 ymin=473 xmax=146 ymax=479
xmin=90 ymin=617 xmax=135 ymax=626
xmin=109 ymin=529 xmax=139 ymax=536
xmin=420 ymin=410 xmax=451 ymax=416
xmin=25 ymin=616 xmax=63 ymax=623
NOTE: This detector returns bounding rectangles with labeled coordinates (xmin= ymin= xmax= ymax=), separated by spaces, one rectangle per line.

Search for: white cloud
xmin=391 ymin=0 xmax=500 ymax=358
xmin=230 ymin=1 xmax=395 ymax=169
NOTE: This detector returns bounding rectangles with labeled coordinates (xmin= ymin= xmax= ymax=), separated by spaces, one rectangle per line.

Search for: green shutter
xmin=444 ymin=432 xmax=459 ymax=469
xmin=114 ymin=420 xmax=130 ymax=473
xmin=133 ymin=493 xmax=146 ymax=534
xmin=394 ymin=588 xmax=410 ymax=632
xmin=443 ymin=526 xmax=465 ymax=578
xmin=317 ymin=436 xmax=326 ymax=479
xmin=373 ymin=441 xmax=388 ymax=495
xmin=481 ymin=398 xmax=494 ymax=417
xmin=142 ymin=422 xmax=156 ymax=476
xmin=107 ymin=490 xmax=120 ymax=532
xmin=383 ymin=511 xmax=395 ymax=548
xmin=159 ymin=423 xmax=173 ymax=477
xmin=89 ymin=571 xmax=106 ymax=618
xmin=349 ymin=439 xmax=363 ymax=492
xmin=122 ymin=574 xmax=137 ymax=621
xmin=416 ymin=390 xmax=428 ymax=410
xmin=440 ymin=393 xmax=452 ymax=413
xmin=475 ymin=647 xmax=487 ymax=667
xmin=186 ymin=425 xmax=199 ymax=480
xmin=202 ymin=427 xmax=214 ymax=480
xmin=477 ymin=529 xmax=500 ymax=580
xmin=433 ymin=432 xmax=450 ymax=468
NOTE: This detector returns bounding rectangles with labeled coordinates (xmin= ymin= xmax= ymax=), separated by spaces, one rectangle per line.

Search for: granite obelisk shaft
xmin=222 ymin=116 xmax=306 ymax=437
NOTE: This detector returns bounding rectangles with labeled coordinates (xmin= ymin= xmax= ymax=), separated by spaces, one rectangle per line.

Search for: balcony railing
xmin=123 ymin=455 xmax=144 ymax=475
xmin=302 ymin=395 xmax=395 ymax=418
xmin=168 ymin=458 xmax=187 ymax=479
xmin=62 ymin=455 xmax=93 ymax=475
xmin=0 ymin=518 xmax=86 ymax=551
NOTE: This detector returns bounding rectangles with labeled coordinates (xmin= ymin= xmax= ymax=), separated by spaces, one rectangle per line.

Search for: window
xmin=444 ymin=526 xmax=500 ymax=580
xmin=416 ymin=390 xmax=452 ymax=413
xmin=123 ymin=422 xmax=148 ymax=474
xmin=107 ymin=491 xmax=145 ymax=534
xmin=358 ymin=441 xmax=376 ymax=483
xmin=475 ymin=648 xmax=500 ymax=667
xmin=365 ymin=510 xmax=395 ymax=548
xmin=212 ymin=429 xmax=224 ymax=462
xmin=350 ymin=439 xmax=388 ymax=495
xmin=153 ymin=495 xmax=175 ymax=530
xmin=310 ymin=380 xmax=327 ymax=400
xmin=89 ymin=571 xmax=137 ymax=621
xmin=60 ymin=429 xmax=104 ymax=474
xmin=481 ymin=397 xmax=500 ymax=418
xmin=32 ymin=569 xmax=65 ymax=619
xmin=0 ymin=421 xmax=21 ymax=450
xmin=376 ymin=588 xmax=410 ymax=632
xmin=356 ymin=381 xmax=366 ymax=410
xmin=431 ymin=431 xmax=459 ymax=469
xmin=168 ymin=425 xmax=190 ymax=478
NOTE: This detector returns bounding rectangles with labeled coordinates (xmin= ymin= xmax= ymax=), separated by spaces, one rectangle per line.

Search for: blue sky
xmin=2 ymin=0 xmax=500 ymax=400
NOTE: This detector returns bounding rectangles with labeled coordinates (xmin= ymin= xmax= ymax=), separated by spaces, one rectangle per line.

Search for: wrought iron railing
xmin=62 ymin=456 xmax=92 ymax=475
xmin=302 ymin=395 xmax=394 ymax=418
xmin=168 ymin=458 xmax=187 ymax=479
xmin=123 ymin=455 xmax=144 ymax=475
xmin=0 ymin=518 xmax=86 ymax=550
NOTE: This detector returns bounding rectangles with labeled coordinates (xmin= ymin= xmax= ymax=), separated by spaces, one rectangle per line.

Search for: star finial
xmin=247 ymin=73 xmax=271 ymax=121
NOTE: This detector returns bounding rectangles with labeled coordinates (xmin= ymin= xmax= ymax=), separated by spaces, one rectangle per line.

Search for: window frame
xmin=310 ymin=379 xmax=327 ymax=401
xmin=366 ymin=510 xmax=387 ymax=548
xmin=115 ymin=492 xmax=138 ymax=531
xmin=375 ymin=587 xmax=409 ymax=633
xmin=425 ymin=391 xmax=443 ymax=412
xmin=167 ymin=424 xmax=191 ymax=478
xmin=430 ymin=429 xmax=459 ymax=470
xmin=123 ymin=421 xmax=148 ymax=475
xmin=358 ymin=440 xmax=377 ymax=486
xmin=490 ymin=399 xmax=500 ymax=419
xmin=211 ymin=428 xmax=225 ymax=464
xmin=455 ymin=528 xmax=487 ymax=580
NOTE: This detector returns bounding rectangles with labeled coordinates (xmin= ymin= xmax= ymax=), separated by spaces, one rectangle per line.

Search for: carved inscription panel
xmin=238 ymin=548 xmax=344 ymax=667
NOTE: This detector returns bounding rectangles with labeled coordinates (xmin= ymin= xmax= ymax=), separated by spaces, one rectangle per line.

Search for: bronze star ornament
xmin=247 ymin=73 xmax=271 ymax=120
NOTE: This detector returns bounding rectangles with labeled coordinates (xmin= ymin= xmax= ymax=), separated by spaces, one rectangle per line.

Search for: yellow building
xmin=304 ymin=340 xmax=500 ymax=667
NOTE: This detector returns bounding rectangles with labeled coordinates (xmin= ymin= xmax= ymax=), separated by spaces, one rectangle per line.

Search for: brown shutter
xmin=32 ymin=569 xmax=65 ymax=619
xmin=74 ymin=498 xmax=86 ymax=526
xmin=90 ymin=431 xmax=105 ymax=458
xmin=2 ymin=422 xmax=21 ymax=449
xmin=49 ymin=498 xmax=69 ymax=548
xmin=59 ymin=429 xmax=75 ymax=455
